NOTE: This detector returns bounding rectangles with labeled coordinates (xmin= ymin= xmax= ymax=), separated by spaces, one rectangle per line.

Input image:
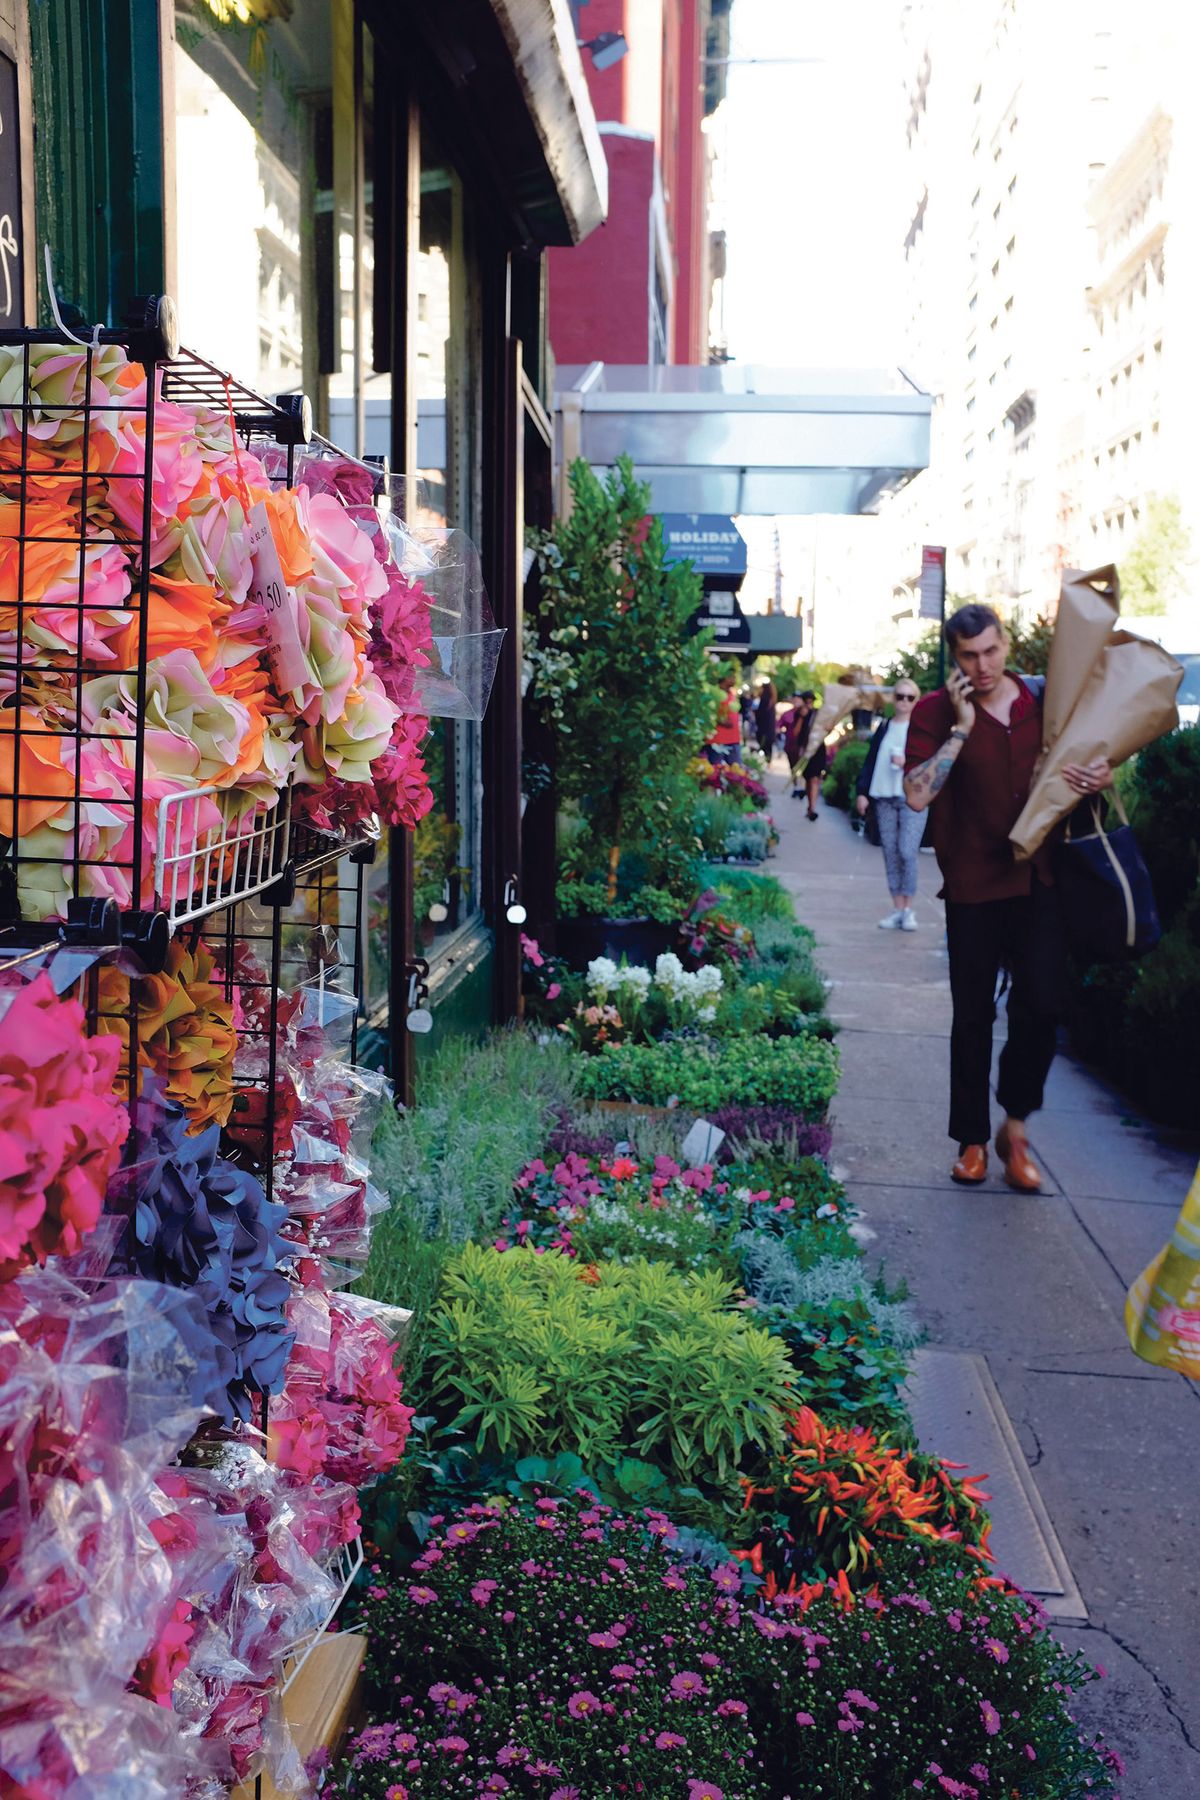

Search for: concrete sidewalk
xmin=768 ymin=771 xmax=1200 ymax=1799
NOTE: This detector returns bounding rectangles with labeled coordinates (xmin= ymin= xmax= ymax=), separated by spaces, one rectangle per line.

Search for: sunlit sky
xmin=720 ymin=0 xmax=906 ymax=369
xmin=715 ymin=0 xmax=911 ymax=658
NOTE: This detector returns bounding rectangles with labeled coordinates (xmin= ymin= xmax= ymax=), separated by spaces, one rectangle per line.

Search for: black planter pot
xmin=557 ymin=914 xmax=678 ymax=970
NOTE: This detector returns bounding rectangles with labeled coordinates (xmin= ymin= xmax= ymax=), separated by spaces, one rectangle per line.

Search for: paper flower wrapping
xmin=0 ymin=972 xmax=130 ymax=1279
xmin=98 ymin=938 xmax=237 ymax=1135
xmin=117 ymin=1088 xmax=294 ymax=1424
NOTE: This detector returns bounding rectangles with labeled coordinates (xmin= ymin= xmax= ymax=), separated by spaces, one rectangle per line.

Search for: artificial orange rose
xmin=98 ymin=938 xmax=237 ymax=1134
xmin=0 ymin=498 xmax=79 ymax=619
xmin=259 ymin=488 xmax=313 ymax=586
xmin=110 ymin=572 xmax=228 ymax=671
xmin=0 ymin=711 xmax=72 ymax=835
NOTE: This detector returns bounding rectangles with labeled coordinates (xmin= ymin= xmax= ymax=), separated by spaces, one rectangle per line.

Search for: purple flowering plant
xmin=756 ymin=1547 xmax=1121 ymax=1800
xmin=336 ymin=1494 xmax=770 ymax=1799
xmin=337 ymin=1507 xmax=1119 ymax=1800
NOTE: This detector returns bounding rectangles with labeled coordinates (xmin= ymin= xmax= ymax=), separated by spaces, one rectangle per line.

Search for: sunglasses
xmin=894 ymin=692 xmax=919 ymax=703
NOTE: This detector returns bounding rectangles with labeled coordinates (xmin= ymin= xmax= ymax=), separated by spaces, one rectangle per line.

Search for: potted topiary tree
xmin=528 ymin=456 xmax=716 ymax=967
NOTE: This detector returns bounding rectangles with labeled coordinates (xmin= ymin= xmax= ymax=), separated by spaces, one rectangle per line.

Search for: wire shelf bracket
xmin=155 ymin=783 xmax=293 ymax=927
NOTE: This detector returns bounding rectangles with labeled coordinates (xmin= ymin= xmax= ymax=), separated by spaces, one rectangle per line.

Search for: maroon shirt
xmin=905 ymin=676 xmax=1048 ymax=903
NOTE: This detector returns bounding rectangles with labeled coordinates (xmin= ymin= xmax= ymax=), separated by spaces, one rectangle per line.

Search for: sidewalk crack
xmin=1072 ymin=1623 xmax=1200 ymax=1756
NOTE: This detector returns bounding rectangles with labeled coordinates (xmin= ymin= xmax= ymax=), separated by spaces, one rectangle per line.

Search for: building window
xmin=991 ymin=259 xmax=1000 ymax=278
xmin=966 ymin=397 xmax=975 ymax=413
xmin=1004 ymin=296 xmax=1013 ymax=313
xmin=971 ymin=187 xmax=981 ymax=209
xmin=1008 ymin=174 xmax=1017 ymax=196
xmin=411 ymin=115 xmax=484 ymax=955
xmin=967 ymin=345 xmax=977 ymax=362
xmin=968 ymin=294 xmax=978 ymax=312
xmin=1006 ymin=235 xmax=1015 ymax=255
xmin=993 ymin=203 xmax=1001 ymax=221
xmin=1003 ymin=355 xmax=1011 ymax=372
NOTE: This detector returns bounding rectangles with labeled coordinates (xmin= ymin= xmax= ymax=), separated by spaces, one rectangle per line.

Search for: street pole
xmin=937 ymin=580 xmax=946 ymax=688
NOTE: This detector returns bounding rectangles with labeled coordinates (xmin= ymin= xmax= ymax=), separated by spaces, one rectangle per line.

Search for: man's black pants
xmin=944 ymin=880 xmax=1067 ymax=1147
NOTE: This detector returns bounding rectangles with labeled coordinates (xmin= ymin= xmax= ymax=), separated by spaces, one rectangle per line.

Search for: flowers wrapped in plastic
xmin=0 ymin=971 xmax=130 ymax=1279
xmin=0 ymin=1257 xmax=227 ymax=1797
xmin=269 ymin=1265 xmax=414 ymax=1487
xmin=113 ymin=1084 xmax=294 ymax=1424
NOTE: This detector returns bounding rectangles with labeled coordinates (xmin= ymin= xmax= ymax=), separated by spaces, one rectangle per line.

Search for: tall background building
xmin=887 ymin=0 xmax=1200 ymax=637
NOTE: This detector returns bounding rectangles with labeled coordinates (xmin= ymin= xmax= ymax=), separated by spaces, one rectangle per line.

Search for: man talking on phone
xmin=904 ymin=604 xmax=1111 ymax=1191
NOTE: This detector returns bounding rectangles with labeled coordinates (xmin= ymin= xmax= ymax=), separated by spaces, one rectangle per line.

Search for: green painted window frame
xmin=29 ymin=0 xmax=169 ymax=322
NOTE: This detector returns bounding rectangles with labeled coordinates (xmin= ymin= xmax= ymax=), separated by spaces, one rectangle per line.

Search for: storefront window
xmin=173 ymin=0 xmax=385 ymax=452
xmin=411 ymin=117 xmax=483 ymax=949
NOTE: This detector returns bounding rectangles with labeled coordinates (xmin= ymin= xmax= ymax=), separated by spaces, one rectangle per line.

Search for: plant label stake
xmin=681 ymin=1118 xmax=725 ymax=1166
xmin=247 ymin=500 xmax=309 ymax=696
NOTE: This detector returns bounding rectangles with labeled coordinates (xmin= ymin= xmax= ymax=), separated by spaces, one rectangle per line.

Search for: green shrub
xmin=1121 ymin=886 xmax=1200 ymax=1122
xmin=693 ymin=786 xmax=746 ymax=856
xmin=576 ymin=1034 xmax=840 ymax=1117
xmin=363 ymin=1029 xmax=580 ymax=1383
xmin=1121 ymin=725 xmax=1200 ymax=927
xmin=698 ymin=864 xmax=795 ymax=922
xmin=529 ymin=456 xmax=714 ymax=905
xmin=723 ymin=811 xmax=773 ymax=862
xmin=424 ymin=1244 xmax=794 ymax=1490
xmin=748 ymin=915 xmax=817 ymax=961
xmin=822 ymin=737 xmax=870 ymax=809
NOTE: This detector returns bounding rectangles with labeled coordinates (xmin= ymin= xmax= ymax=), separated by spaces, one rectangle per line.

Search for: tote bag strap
xmin=1070 ymin=794 xmax=1136 ymax=950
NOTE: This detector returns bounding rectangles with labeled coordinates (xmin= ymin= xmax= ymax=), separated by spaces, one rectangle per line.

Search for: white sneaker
xmin=900 ymin=908 xmax=919 ymax=931
xmin=878 ymin=910 xmax=903 ymax=930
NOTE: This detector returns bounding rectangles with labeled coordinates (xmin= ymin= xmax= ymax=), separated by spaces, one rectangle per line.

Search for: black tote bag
xmin=1056 ymin=792 xmax=1161 ymax=963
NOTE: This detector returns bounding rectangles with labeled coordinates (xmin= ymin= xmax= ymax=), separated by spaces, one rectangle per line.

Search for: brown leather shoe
xmin=995 ymin=1126 xmax=1044 ymax=1193
xmin=951 ymin=1144 xmax=988 ymax=1184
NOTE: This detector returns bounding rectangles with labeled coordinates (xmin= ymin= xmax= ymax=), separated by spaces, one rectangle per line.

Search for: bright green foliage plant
xmin=424 ymin=1244 xmax=794 ymax=1489
xmin=699 ymin=865 xmax=795 ymax=923
xmin=575 ymin=1034 xmax=840 ymax=1118
xmin=529 ymin=455 xmax=716 ymax=908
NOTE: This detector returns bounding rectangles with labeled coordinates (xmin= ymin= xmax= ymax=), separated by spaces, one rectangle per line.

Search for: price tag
xmin=247 ymin=500 xmax=309 ymax=695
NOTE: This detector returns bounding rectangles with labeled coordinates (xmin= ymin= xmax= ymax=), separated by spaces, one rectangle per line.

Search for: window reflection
xmin=411 ymin=119 xmax=482 ymax=946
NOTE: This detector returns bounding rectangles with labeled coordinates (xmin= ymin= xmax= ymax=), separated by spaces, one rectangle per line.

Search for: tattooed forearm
xmin=904 ymin=735 xmax=967 ymax=811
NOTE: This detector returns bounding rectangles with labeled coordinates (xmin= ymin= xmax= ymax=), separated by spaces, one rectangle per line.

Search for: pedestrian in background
xmin=856 ymin=681 xmax=923 ymax=929
xmin=710 ymin=669 xmax=743 ymax=764
xmin=904 ymin=602 xmax=1112 ymax=1192
xmin=755 ymin=679 xmax=778 ymax=762
xmin=783 ymin=689 xmax=827 ymax=819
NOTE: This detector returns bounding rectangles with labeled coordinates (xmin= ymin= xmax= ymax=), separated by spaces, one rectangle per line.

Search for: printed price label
xmin=247 ymin=500 xmax=309 ymax=695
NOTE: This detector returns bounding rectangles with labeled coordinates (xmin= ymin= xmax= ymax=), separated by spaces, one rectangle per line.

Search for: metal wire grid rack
xmin=0 ymin=330 xmax=321 ymax=940
xmin=1 ymin=325 xmax=375 ymax=1794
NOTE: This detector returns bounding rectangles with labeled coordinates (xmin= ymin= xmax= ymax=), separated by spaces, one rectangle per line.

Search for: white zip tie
xmin=43 ymin=245 xmax=104 ymax=349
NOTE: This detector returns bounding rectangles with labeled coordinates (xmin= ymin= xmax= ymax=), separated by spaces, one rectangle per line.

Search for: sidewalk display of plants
xmin=343 ymin=899 xmax=1122 ymax=1797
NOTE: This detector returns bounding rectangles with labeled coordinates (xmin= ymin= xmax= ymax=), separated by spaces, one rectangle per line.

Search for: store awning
xmin=421 ymin=2 xmax=608 ymax=247
xmin=555 ymin=363 xmax=932 ymax=515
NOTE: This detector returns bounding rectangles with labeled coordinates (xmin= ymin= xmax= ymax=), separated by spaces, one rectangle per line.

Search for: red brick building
xmin=550 ymin=0 xmax=731 ymax=367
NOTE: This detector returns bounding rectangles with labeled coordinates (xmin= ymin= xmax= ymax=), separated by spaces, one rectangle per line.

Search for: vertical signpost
xmin=919 ymin=544 xmax=947 ymax=685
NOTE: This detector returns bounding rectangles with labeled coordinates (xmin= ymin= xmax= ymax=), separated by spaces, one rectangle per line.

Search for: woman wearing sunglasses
xmin=855 ymin=683 xmax=925 ymax=930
